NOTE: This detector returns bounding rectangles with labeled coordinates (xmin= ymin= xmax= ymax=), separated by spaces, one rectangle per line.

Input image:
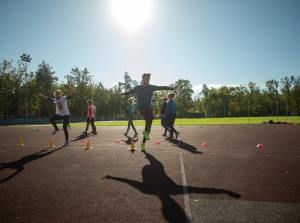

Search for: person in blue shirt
xmin=118 ymin=73 xmax=178 ymax=151
xmin=163 ymin=92 xmax=179 ymax=138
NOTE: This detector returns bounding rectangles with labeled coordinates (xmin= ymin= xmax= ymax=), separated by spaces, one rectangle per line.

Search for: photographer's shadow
xmin=103 ymin=152 xmax=240 ymax=222
xmin=0 ymin=146 xmax=64 ymax=183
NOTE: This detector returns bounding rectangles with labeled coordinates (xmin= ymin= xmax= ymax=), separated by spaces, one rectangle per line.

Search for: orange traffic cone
xmin=128 ymin=138 xmax=136 ymax=152
xmin=18 ymin=137 xmax=24 ymax=146
xmin=48 ymin=138 xmax=55 ymax=148
xmin=86 ymin=138 xmax=92 ymax=149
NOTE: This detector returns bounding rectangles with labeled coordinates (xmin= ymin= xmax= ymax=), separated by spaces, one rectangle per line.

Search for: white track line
xmin=180 ymin=152 xmax=192 ymax=223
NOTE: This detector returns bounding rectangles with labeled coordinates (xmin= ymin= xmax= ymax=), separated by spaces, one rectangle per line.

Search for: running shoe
xmin=143 ymin=131 xmax=150 ymax=140
xmin=123 ymin=132 xmax=128 ymax=136
xmin=140 ymin=142 xmax=146 ymax=151
xmin=176 ymin=132 xmax=180 ymax=139
xmin=52 ymin=129 xmax=60 ymax=134
xmin=63 ymin=141 xmax=69 ymax=147
xmin=133 ymin=133 xmax=138 ymax=138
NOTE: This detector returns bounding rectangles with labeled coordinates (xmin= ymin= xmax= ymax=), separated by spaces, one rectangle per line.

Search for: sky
xmin=1 ymin=0 xmax=299 ymax=96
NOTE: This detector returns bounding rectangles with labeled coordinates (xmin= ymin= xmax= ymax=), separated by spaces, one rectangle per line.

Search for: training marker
xmin=128 ymin=138 xmax=136 ymax=152
xmin=116 ymin=141 xmax=120 ymax=143
xmin=18 ymin=137 xmax=24 ymax=146
xmin=155 ymin=142 xmax=160 ymax=145
xmin=202 ymin=143 xmax=208 ymax=146
xmin=256 ymin=144 xmax=264 ymax=148
xmin=86 ymin=138 xmax=92 ymax=149
xmin=48 ymin=138 xmax=55 ymax=148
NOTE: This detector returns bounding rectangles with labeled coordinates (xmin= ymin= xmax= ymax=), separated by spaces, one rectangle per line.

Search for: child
xmin=83 ymin=100 xmax=97 ymax=135
xmin=38 ymin=87 xmax=72 ymax=147
xmin=159 ymin=97 xmax=170 ymax=136
xmin=118 ymin=73 xmax=178 ymax=151
xmin=123 ymin=97 xmax=138 ymax=137
xmin=164 ymin=92 xmax=179 ymax=138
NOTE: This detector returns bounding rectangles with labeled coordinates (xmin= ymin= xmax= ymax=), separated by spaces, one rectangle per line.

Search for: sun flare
xmin=108 ymin=0 xmax=156 ymax=39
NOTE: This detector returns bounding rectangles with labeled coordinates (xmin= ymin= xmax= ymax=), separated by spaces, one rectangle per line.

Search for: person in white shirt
xmin=38 ymin=87 xmax=72 ymax=147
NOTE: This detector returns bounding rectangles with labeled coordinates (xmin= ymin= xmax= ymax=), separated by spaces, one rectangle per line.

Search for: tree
xmin=171 ymin=79 xmax=194 ymax=118
xmin=64 ymin=67 xmax=93 ymax=117
xmin=36 ymin=61 xmax=58 ymax=117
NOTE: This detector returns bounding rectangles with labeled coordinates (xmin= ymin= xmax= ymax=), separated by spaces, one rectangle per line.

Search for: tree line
xmin=0 ymin=59 xmax=299 ymax=119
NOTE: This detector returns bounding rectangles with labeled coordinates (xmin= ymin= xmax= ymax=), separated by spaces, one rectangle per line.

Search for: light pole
xmin=118 ymin=81 xmax=126 ymax=120
xmin=20 ymin=53 xmax=31 ymax=124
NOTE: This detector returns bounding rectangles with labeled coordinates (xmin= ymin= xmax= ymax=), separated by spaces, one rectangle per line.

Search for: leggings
xmin=161 ymin=115 xmax=170 ymax=134
xmin=167 ymin=113 xmax=178 ymax=136
xmin=49 ymin=114 xmax=69 ymax=142
xmin=86 ymin=117 xmax=96 ymax=132
xmin=138 ymin=107 xmax=153 ymax=143
xmin=126 ymin=115 xmax=137 ymax=134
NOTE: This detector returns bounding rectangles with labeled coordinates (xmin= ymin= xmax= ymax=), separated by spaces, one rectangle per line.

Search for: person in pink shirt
xmin=83 ymin=100 xmax=97 ymax=135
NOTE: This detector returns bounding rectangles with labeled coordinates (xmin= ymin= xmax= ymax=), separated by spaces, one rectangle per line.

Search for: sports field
xmin=1 ymin=123 xmax=300 ymax=222
xmin=12 ymin=116 xmax=300 ymax=127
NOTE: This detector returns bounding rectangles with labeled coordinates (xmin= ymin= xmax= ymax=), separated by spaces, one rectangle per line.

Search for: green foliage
xmin=1 ymin=58 xmax=299 ymax=120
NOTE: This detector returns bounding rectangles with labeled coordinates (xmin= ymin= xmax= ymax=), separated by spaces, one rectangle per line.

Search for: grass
xmin=14 ymin=116 xmax=300 ymax=127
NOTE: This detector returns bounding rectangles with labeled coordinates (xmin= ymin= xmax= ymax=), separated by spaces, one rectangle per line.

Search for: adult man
xmin=118 ymin=73 xmax=178 ymax=151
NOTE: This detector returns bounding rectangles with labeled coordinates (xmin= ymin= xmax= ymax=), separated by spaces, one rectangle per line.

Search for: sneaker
xmin=52 ymin=129 xmax=60 ymax=134
xmin=63 ymin=141 xmax=69 ymax=147
xmin=140 ymin=142 xmax=146 ymax=151
xmin=123 ymin=132 xmax=128 ymax=136
xmin=133 ymin=133 xmax=138 ymax=138
xmin=92 ymin=132 xmax=97 ymax=135
xmin=162 ymin=133 xmax=167 ymax=136
xmin=176 ymin=132 xmax=180 ymax=139
xmin=143 ymin=131 xmax=150 ymax=140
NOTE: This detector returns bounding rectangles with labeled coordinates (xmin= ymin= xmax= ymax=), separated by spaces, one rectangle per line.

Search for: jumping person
xmin=164 ymin=92 xmax=179 ymax=138
xmin=159 ymin=97 xmax=170 ymax=136
xmin=123 ymin=97 xmax=138 ymax=138
xmin=38 ymin=87 xmax=72 ymax=147
xmin=117 ymin=73 xmax=178 ymax=151
xmin=83 ymin=100 xmax=97 ymax=135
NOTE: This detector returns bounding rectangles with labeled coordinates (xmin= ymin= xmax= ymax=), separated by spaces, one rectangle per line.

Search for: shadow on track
xmin=71 ymin=133 xmax=93 ymax=142
xmin=0 ymin=146 xmax=64 ymax=183
xmin=103 ymin=152 xmax=240 ymax=222
xmin=165 ymin=138 xmax=202 ymax=154
xmin=121 ymin=136 xmax=139 ymax=145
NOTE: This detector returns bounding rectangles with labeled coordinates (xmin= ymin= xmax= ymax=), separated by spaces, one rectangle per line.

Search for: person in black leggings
xmin=38 ymin=87 xmax=72 ymax=147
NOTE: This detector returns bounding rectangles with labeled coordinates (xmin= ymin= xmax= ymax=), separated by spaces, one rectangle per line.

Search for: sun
xmin=108 ymin=0 xmax=156 ymax=39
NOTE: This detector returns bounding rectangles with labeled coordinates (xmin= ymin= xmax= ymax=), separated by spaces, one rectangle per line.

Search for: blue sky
xmin=1 ymin=0 xmax=299 ymax=96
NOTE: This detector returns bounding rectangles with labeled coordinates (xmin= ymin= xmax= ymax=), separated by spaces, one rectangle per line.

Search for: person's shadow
xmin=0 ymin=146 xmax=64 ymax=183
xmin=121 ymin=136 xmax=139 ymax=145
xmin=71 ymin=133 xmax=92 ymax=142
xmin=103 ymin=152 xmax=240 ymax=222
xmin=165 ymin=138 xmax=202 ymax=154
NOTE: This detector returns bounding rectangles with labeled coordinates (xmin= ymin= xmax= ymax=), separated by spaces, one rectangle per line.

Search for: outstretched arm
xmin=155 ymin=86 xmax=179 ymax=91
xmin=117 ymin=89 xmax=135 ymax=96
xmin=38 ymin=93 xmax=51 ymax=101
xmin=67 ymin=86 xmax=72 ymax=99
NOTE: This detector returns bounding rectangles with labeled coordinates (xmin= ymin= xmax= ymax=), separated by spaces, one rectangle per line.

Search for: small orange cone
xmin=82 ymin=139 xmax=86 ymax=142
xmin=128 ymin=138 xmax=136 ymax=152
xmin=18 ymin=137 xmax=24 ymax=146
xmin=202 ymin=143 xmax=208 ymax=146
xmin=86 ymin=138 xmax=92 ymax=149
xmin=116 ymin=141 xmax=120 ymax=143
xmin=155 ymin=142 xmax=160 ymax=145
xmin=256 ymin=144 xmax=264 ymax=148
xmin=48 ymin=138 xmax=55 ymax=148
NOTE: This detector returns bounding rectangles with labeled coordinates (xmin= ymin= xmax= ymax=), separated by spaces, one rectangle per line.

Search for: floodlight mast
xmin=20 ymin=54 xmax=31 ymax=124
